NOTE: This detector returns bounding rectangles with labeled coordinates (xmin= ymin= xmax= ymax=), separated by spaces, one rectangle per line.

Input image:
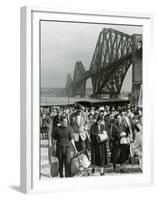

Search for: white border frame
xmin=20 ymin=6 xmax=154 ymax=194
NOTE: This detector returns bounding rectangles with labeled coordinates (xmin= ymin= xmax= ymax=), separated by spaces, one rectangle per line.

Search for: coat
xmin=90 ymin=123 xmax=107 ymax=167
xmin=132 ymin=130 xmax=142 ymax=157
xmin=111 ymin=121 xmax=130 ymax=164
xmin=69 ymin=112 xmax=87 ymax=141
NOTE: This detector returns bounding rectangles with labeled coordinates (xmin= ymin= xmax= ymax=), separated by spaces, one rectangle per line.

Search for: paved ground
xmin=40 ymin=139 xmax=142 ymax=179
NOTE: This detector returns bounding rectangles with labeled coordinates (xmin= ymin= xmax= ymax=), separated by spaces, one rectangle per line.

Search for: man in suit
xmin=69 ymin=104 xmax=88 ymax=153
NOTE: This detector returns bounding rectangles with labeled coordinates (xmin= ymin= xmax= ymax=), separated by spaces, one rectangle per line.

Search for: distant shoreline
xmin=40 ymin=96 xmax=129 ymax=106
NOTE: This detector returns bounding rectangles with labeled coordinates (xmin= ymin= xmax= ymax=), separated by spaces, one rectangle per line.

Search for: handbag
xmin=97 ymin=130 xmax=108 ymax=143
xmin=79 ymin=131 xmax=87 ymax=141
xmin=48 ymin=145 xmax=56 ymax=163
xmin=126 ymin=135 xmax=133 ymax=144
xmin=50 ymin=156 xmax=59 ymax=177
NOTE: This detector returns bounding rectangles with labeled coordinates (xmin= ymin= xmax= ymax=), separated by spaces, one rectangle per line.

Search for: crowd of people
xmin=40 ymin=103 xmax=143 ymax=177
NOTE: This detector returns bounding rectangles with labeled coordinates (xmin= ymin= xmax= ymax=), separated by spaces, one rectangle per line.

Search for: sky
xmin=41 ymin=21 xmax=142 ymax=92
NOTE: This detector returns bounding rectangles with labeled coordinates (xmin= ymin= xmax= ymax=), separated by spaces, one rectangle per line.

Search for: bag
xmin=50 ymin=156 xmax=59 ymax=177
xmin=126 ymin=135 xmax=133 ymax=144
xmin=97 ymin=130 xmax=108 ymax=143
xmin=48 ymin=145 xmax=56 ymax=163
xmin=70 ymin=152 xmax=90 ymax=177
xmin=73 ymin=133 xmax=80 ymax=142
xmin=120 ymin=137 xmax=128 ymax=144
xmin=79 ymin=131 xmax=87 ymax=141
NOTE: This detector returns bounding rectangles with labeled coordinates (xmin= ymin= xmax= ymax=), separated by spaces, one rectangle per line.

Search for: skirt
xmin=111 ymin=144 xmax=129 ymax=164
xmin=91 ymin=141 xmax=107 ymax=167
xmin=119 ymin=144 xmax=130 ymax=164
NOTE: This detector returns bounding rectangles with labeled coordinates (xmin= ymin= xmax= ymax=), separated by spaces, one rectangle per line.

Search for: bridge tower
xmin=131 ymin=34 xmax=142 ymax=105
xmin=72 ymin=61 xmax=87 ymax=97
xmin=65 ymin=73 xmax=73 ymax=97
xmin=89 ymin=28 xmax=133 ymax=98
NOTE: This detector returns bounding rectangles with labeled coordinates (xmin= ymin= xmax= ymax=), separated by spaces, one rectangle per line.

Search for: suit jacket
xmin=69 ymin=111 xmax=87 ymax=141
xmin=70 ymin=112 xmax=86 ymax=132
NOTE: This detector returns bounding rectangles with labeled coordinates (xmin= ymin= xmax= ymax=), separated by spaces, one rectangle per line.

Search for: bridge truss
xmin=65 ymin=28 xmax=142 ymax=98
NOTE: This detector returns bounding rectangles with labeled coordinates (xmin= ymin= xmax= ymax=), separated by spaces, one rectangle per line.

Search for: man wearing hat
xmin=69 ymin=104 xmax=88 ymax=153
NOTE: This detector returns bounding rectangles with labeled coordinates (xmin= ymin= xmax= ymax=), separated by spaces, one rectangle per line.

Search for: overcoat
xmin=111 ymin=121 xmax=130 ymax=164
xmin=90 ymin=123 xmax=107 ymax=167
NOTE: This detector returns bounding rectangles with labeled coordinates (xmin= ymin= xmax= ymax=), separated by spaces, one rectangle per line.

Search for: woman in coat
xmin=90 ymin=115 xmax=108 ymax=175
xmin=111 ymin=114 xmax=130 ymax=173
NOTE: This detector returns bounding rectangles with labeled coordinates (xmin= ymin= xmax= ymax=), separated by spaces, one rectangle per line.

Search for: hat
xmin=99 ymin=107 xmax=104 ymax=111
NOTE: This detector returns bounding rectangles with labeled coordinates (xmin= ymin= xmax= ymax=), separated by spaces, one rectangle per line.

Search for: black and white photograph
xmin=40 ymin=20 xmax=143 ymax=179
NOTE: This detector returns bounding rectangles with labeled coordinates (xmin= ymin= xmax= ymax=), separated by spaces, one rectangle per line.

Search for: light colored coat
xmin=70 ymin=112 xmax=87 ymax=141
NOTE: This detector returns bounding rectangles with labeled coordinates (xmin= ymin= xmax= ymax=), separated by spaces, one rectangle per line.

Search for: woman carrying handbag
xmin=90 ymin=115 xmax=108 ymax=175
xmin=111 ymin=114 xmax=130 ymax=173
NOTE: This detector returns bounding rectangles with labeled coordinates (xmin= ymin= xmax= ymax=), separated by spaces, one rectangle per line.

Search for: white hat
xmin=99 ymin=107 xmax=104 ymax=111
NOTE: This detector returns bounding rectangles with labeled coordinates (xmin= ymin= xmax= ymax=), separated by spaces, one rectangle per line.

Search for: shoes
xmin=100 ymin=172 xmax=104 ymax=176
xmin=113 ymin=164 xmax=116 ymax=172
xmin=140 ymin=169 xmax=143 ymax=173
xmin=120 ymin=169 xmax=128 ymax=173
xmin=120 ymin=169 xmax=126 ymax=173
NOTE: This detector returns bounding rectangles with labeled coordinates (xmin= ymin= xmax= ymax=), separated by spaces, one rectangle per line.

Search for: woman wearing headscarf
xmin=111 ymin=113 xmax=130 ymax=173
xmin=90 ymin=115 xmax=108 ymax=175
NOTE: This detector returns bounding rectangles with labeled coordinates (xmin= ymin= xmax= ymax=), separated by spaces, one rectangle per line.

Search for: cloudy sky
xmin=41 ymin=21 xmax=142 ymax=92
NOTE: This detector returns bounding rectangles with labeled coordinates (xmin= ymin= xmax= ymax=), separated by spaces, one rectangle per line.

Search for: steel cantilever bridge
xmin=64 ymin=28 xmax=142 ymax=98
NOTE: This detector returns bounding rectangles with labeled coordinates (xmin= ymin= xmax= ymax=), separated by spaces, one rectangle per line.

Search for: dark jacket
xmin=53 ymin=115 xmax=61 ymax=127
xmin=90 ymin=123 xmax=107 ymax=167
xmin=111 ymin=121 xmax=130 ymax=147
xmin=111 ymin=121 xmax=130 ymax=164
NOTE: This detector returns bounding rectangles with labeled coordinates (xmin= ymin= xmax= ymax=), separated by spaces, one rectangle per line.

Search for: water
xmin=41 ymin=96 xmax=93 ymax=106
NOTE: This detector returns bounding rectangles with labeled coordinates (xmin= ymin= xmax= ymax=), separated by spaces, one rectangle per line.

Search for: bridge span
xmin=64 ymin=28 xmax=142 ymax=104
